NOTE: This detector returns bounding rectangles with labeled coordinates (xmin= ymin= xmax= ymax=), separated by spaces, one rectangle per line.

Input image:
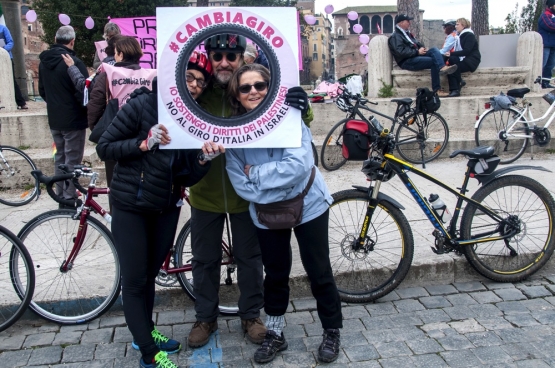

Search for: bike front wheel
xmin=311 ymin=141 xmax=319 ymax=167
xmin=395 ymin=112 xmax=449 ymax=164
xmin=328 ymin=189 xmax=414 ymax=302
xmin=461 ymin=175 xmax=555 ymax=282
xmin=0 ymin=146 xmax=39 ymax=206
xmin=320 ymin=119 xmax=348 ymax=171
xmin=16 ymin=210 xmax=121 ymax=324
xmin=174 ymin=220 xmax=239 ymax=315
xmin=1 ymin=225 xmax=34 ymax=332
xmin=475 ymin=107 xmax=529 ymax=164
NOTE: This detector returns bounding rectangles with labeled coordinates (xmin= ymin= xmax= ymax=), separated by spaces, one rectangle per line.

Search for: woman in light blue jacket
xmin=224 ymin=64 xmax=342 ymax=365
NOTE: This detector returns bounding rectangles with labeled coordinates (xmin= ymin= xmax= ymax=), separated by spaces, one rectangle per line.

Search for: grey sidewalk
xmin=3 ymin=276 xmax=555 ymax=367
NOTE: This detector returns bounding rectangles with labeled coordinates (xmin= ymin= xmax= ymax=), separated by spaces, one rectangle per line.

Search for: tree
xmin=472 ymin=0 xmax=489 ymax=38
xmin=32 ymin=0 xmax=188 ymax=67
xmin=229 ymin=0 xmax=296 ymax=5
xmin=503 ymin=0 xmax=544 ymax=34
xmin=397 ymin=0 xmax=421 ymax=40
xmin=197 ymin=0 xmax=209 ymax=6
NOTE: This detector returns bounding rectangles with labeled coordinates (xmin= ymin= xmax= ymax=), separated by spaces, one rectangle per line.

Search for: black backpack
xmin=415 ymin=87 xmax=441 ymax=114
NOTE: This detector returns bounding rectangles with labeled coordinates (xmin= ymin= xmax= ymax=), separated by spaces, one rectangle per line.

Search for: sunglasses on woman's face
xmin=186 ymin=73 xmax=207 ymax=89
xmin=238 ymin=82 xmax=269 ymax=94
xmin=210 ymin=52 xmax=240 ymax=62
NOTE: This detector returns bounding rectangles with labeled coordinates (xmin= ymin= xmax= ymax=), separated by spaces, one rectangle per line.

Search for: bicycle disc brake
xmin=500 ymin=215 xmax=522 ymax=256
xmin=534 ymin=127 xmax=551 ymax=147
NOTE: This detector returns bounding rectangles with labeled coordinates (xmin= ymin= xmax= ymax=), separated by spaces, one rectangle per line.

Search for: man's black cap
xmin=395 ymin=14 xmax=414 ymax=23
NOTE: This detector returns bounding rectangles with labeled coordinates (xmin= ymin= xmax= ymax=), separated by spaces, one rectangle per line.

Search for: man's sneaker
xmin=139 ymin=351 xmax=179 ymax=368
xmin=253 ymin=330 xmax=288 ymax=364
xmin=241 ymin=317 xmax=267 ymax=344
xmin=187 ymin=321 xmax=218 ymax=348
xmin=132 ymin=328 xmax=181 ymax=354
xmin=317 ymin=328 xmax=340 ymax=363
xmin=439 ymin=64 xmax=458 ymax=75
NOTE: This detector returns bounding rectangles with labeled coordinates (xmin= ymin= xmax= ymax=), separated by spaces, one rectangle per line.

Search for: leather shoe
xmin=542 ymin=83 xmax=555 ymax=89
xmin=447 ymin=90 xmax=460 ymax=97
xmin=460 ymin=80 xmax=466 ymax=88
xmin=188 ymin=321 xmax=218 ymax=348
xmin=436 ymin=90 xmax=450 ymax=97
xmin=242 ymin=317 xmax=267 ymax=344
xmin=439 ymin=64 xmax=458 ymax=75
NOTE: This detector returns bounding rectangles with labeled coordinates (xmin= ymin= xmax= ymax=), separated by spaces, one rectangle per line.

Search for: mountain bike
xmin=0 ymin=145 xmax=39 ymax=206
xmin=15 ymin=166 xmax=239 ymax=324
xmin=1 ymin=225 xmax=34 ymax=332
xmin=475 ymin=76 xmax=555 ymax=164
xmin=328 ymin=127 xmax=555 ymax=303
xmin=320 ymin=88 xmax=449 ymax=171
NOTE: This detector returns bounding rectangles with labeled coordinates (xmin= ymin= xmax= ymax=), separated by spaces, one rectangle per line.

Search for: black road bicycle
xmin=328 ymin=127 xmax=555 ymax=303
xmin=320 ymin=89 xmax=449 ymax=171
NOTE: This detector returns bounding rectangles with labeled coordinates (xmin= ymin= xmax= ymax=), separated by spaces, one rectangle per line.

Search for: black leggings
xmin=111 ymin=205 xmax=181 ymax=360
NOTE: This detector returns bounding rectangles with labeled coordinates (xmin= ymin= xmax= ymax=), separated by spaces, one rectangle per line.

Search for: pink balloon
xmin=59 ymin=14 xmax=71 ymax=26
xmin=85 ymin=16 xmax=95 ymax=29
xmin=359 ymin=34 xmax=370 ymax=44
xmin=324 ymin=4 xmax=334 ymax=14
xmin=304 ymin=15 xmax=316 ymax=25
xmin=353 ymin=24 xmax=363 ymax=34
xmin=360 ymin=44 xmax=369 ymax=55
xmin=347 ymin=11 xmax=358 ymax=21
xmin=26 ymin=10 xmax=37 ymax=22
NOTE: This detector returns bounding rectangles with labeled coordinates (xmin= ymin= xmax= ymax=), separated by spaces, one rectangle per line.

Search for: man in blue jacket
xmin=539 ymin=0 xmax=555 ymax=89
xmin=0 ymin=24 xmax=27 ymax=109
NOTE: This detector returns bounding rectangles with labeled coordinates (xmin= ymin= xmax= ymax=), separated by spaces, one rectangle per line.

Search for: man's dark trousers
xmin=400 ymin=47 xmax=444 ymax=92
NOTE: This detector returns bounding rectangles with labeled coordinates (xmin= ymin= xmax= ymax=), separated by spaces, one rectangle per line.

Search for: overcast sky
xmin=314 ymin=0 xmax=522 ymax=29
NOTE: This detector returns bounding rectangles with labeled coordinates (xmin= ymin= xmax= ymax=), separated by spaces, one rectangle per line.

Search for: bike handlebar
xmin=31 ymin=165 xmax=91 ymax=208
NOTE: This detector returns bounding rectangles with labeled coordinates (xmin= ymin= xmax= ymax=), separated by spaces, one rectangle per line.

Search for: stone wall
xmin=422 ymin=19 xmax=445 ymax=50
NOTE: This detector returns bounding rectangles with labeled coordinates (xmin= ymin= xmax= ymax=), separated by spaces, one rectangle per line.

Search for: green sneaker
xmin=140 ymin=351 xmax=179 ymax=368
xmin=132 ymin=328 xmax=182 ymax=354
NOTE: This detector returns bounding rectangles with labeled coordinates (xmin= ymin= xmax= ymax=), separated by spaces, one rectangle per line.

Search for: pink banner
xmin=110 ymin=17 xmax=157 ymax=69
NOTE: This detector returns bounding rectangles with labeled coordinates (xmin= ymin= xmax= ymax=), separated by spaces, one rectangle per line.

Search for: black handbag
xmin=254 ymin=167 xmax=316 ymax=229
xmin=89 ymin=81 xmax=118 ymax=143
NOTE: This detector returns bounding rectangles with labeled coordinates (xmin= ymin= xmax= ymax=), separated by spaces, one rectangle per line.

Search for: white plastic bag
xmin=346 ymin=75 xmax=363 ymax=96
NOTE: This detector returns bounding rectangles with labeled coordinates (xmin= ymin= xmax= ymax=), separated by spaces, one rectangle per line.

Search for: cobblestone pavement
xmin=3 ymin=275 xmax=555 ymax=367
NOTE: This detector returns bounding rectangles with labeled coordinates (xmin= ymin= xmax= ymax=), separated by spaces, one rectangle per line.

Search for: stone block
xmin=61 ymin=344 xmax=96 ymax=363
xmin=453 ymin=281 xmax=486 ymax=292
xmin=464 ymin=331 xmax=503 ymax=347
xmin=405 ymin=338 xmax=444 ymax=354
xmin=343 ymin=343 xmax=380 ymax=361
xmin=373 ymin=341 xmax=412 ymax=358
xmin=27 ymin=346 xmax=63 ymax=366
xmin=472 ymin=345 xmax=514 ymax=364
xmin=470 ymin=291 xmax=503 ymax=304
xmin=410 ymin=353 xmax=449 ymax=367
xmin=81 ymin=328 xmax=114 ymax=344
xmin=23 ymin=332 xmax=55 ymax=348
xmin=419 ymin=296 xmax=452 ymax=309
xmin=396 ymin=287 xmax=429 ymax=299
xmin=448 ymin=319 xmax=485 ymax=334
xmin=425 ymin=284 xmax=459 ymax=296
xmin=0 ymin=350 xmax=31 ymax=367
xmin=94 ymin=342 xmax=126 ymax=359
xmin=393 ymin=299 xmax=426 ymax=313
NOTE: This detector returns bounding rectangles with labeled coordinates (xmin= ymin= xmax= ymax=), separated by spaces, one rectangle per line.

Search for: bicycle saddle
xmin=449 ymin=146 xmax=495 ymax=159
xmin=391 ymin=98 xmax=413 ymax=105
xmin=507 ymin=88 xmax=530 ymax=99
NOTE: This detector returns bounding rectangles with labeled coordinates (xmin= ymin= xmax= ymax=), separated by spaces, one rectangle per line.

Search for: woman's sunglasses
xmin=210 ymin=52 xmax=240 ymax=62
xmin=186 ymin=73 xmax=207 ymax=89
xmin=238 ymin=82 xmax=269 ymax=94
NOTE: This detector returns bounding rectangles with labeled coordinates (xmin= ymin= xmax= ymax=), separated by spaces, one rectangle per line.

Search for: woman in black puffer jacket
xmin=96 ymin=77 xmax=224 ymax=368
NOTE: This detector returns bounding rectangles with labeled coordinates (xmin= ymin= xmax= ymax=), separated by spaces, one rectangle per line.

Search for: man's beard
xmin=214 ymin=69 xmax=233 ymax=84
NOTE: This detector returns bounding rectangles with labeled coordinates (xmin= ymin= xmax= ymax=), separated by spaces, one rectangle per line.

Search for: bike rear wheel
xmin=320 ymin=119 xmax=348 ymax=171
xmin=328 ymin=189 xmax=414 ymax=302
xmin=1 ymin=225 xmax=34 ymax=332
xmin=0 ymin=146 xmax=39 ymax=206
xmin=395 ymin=112 xmax=449 ymax=164
xmin=16 ymin=210 xmax=121 ymax=324
xmin=474 ymin=107 xmax=529 ymax=164
xmin=174 ymin=220 xmax=239 ymax=315
xmin=461 ymin=175 xmax=555 ymax=282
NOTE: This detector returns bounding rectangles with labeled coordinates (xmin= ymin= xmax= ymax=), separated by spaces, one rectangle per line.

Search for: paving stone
xmin=303 ymin=322 xmax=323 ymax=337
xmin=396 ymin=287 xmax=429 ymax=299
xmin=281 ymin=351 xmax=316 ymax=366
xmin=282 ymin=323 xmax=306 ymax=339
xmin=291 ymin=297 xmax=316 ymax=312
xmin=440 ymin=349 xmax=482 ymax=367
xmin=61 ymin=344 xmax=96 ymax=363
xmin=0 ymin=349 xmax=32 ymax=367
xmin=444 ymin=293 xmax=478 ymax=306
xmin=518 ymin=286 xmax=552 ymax=299
xmin=476 ymin=317 xmax=515 ymax=330
xmin=218 ymin=331 xmax=247 ymax=347
xmin=341 ymin=331 xmax=370 ymax=347
xmin=0 ymin=334 xmax=25 ymax=350
xmin=496 ymin=301 xmax=530 ymax=314
xmin=81 ymin=328 xmax=114 ymax=344
xmin=467 ymin=303 xmax=503 ymax=317
xmin=464 ymin=330 xmax=503 ymax=347
xmin=515 ymin=359 xmax=551 ymax=367
xmin=279 ymin=337 xmax=306 ymax=354
xmin=348 ymin=360 xmax=381 ymax=368
xmin=111 ymin=356 xmax=139 ymax=368
xmin=59 ymin=324 xmax=88 ymax=333
xmin=28 ymin=346 xmax=63 ymax=366
xmin=470 ymin=291 xmax=503 ymax=304
xmin=156 ymin=310 xmax=186 ymax=326
xmin=472 ymin=345 xmax=514 ymax=364
xmin=23 ymin=332 xmax=56 ymax=348
xmin=419 ymin=296 xmax=452 ymax=309
xmin=449 ymin=318 xmax=485 ymax=334
xmin=420 ymin=322 xmax=451 ymax=333
xmin=375 ymin=291 xmax=400 ymax=302
xmin=521 ymin=325 xmax=554 ymax=339
xmin=360 ymin=316 xmax=395 ymax=330
xmin=531 ymin=310 xmax=555 ymax=325
xmin=389 ymin=313 xmax=423 ymax=327
xmin=393 ymin=299 xmax=425 ymax=313
xmin=410 ymin=353 xmax=449 ymax=367
xmin=425 ymin=284 xmax=459 ymax=296
xmin=405 ymin=338 xmax=444 ymax=354
xmin=379 ymin=356 xmax=416 ymax=368
xmin=494 ymin=288 xmax=527 ymax=301
xmin=495 ymin=328 xmax=534 ymax=343
xmin=340 ymin=305 xmax=370 ymax=319
xmin=94 ymin=342 xmax=126 ymax=360
xmin=485 ymin=282 xmax=517 ymax=290
xmin=453 ymin=281 xmax=486 ymax=293
xmin=284 ymin=311 xmax=314 ymax=325
xmin=52 ymin=331 xmax=83 ymax=346
xmin=113 ymin=326 xmax=133 ymax=343
xmin=303 ymin=335 xmax=323 ymax=351
xmin=436 ymin=334 xmax=474 ymax=351
xmin=362 ymin=326 xmax=425 ymax=344
xmin=220 ymin=346 xmax=244 ymax=362
xmin=87 ymin=319 xmax=100 ymax=330
xmin=442 ymin=305 xmax=477 ymax=320
xmin=546 ymin=285 xmax=555 ymax=295
xmin=343 ymin=343 xmax=380 ymax=361
xmin=500 ymin=342 xmax=547 ymax=361
xmin=520 ymin=298 xmax=555 ymax=312
xmin=341 ymin=318 xmax=367 ymax=333
xmin=504 ymin=313 xmax=541 ymax=327
xmin=99 ymin=315 xmax=126 ymax=329
xmin=415 ymin=309 xmax=451 ymax=324
xmin=365 ymin=302 xmax=398 ymax=316
xmin=373 ymin=341 xmax=412 ymax=358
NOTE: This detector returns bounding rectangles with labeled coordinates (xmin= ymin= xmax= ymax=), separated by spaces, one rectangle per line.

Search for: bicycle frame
xmin=356 ymin=155 xmax=509 ymax=250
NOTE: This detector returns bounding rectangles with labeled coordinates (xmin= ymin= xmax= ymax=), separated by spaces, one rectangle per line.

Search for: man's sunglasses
xmin=238 ymin=82 xmax=269 ymax=94
xmin=210 ymin=52 xmax=241 ymax=62
xmin=186 ymin=73 xmax=207 ymax=89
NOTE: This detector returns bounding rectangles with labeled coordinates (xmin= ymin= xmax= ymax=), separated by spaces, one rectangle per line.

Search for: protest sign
xmin=157 ymin=7 xmax=301 ymax=149
xmin=111 ymin=17 xmax=157 ymax=69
